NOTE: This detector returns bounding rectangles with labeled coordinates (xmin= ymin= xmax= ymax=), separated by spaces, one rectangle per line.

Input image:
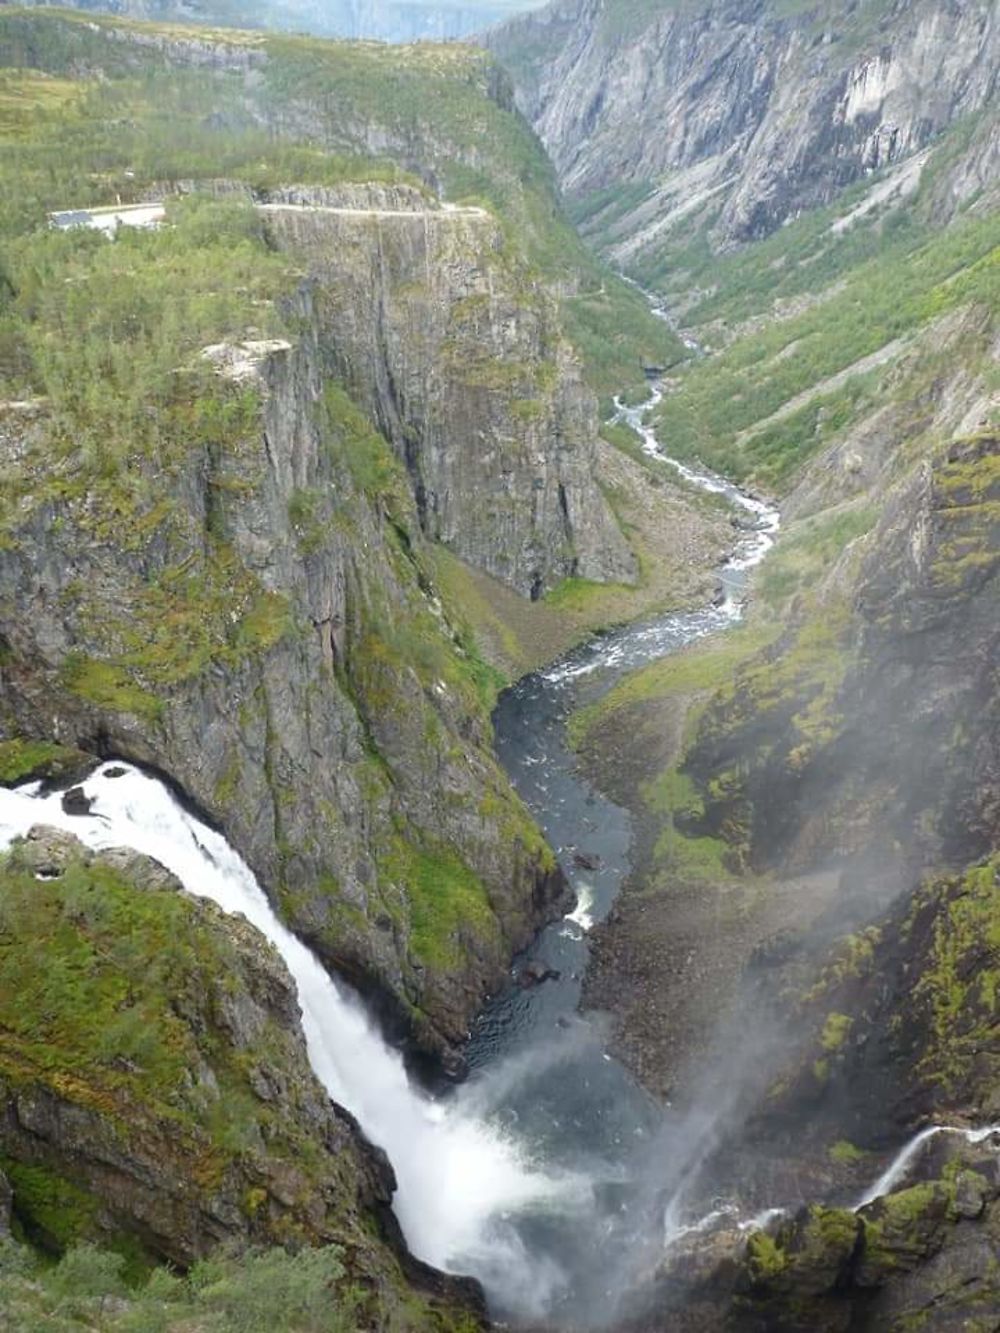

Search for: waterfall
xmin=0 ymin=386 xmax=783 ymax=1323
xmin=853 ymin=1123 xmax=1000 ymax=1211
xmin=659 ymin=1120 xmax=1000 ymax=1250
xmin=0 ymin=766 xmax=582 ymax=1316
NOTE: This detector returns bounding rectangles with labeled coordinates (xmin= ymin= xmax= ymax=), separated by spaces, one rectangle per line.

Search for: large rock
xmin=265 ymin=190 xmax=635 ymax=598
xmin=0 ymin=829 xmax=484 ymax=1328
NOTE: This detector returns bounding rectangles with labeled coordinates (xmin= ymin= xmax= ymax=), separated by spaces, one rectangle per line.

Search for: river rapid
xmin=4 ymin=392 xmax=982 ymax=1327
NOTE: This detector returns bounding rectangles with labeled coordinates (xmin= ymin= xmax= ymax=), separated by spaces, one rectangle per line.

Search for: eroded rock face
xmin=685 ymin=433 xmax=1000 ymax=895
xmin=0 ymin=317 xmax=568 ymax=1067
xmin=487 ymin=0 xmax=999 ymax=252
xmin=0 ymin=828 xmax=484 ymax=1327
xmin=632 ymin=1145 xmax=1000 ymax=1332
xmin=265 ymin=191 xmax=635 ymax=597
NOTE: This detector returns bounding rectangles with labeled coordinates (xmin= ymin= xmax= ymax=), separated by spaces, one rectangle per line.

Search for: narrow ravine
xmin=4 ymin=390 xmax=987 ymax=1326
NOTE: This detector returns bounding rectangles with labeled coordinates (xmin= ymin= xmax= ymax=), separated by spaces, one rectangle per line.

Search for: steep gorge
xmin=1 ymin=1 xmax=999 ymax=1329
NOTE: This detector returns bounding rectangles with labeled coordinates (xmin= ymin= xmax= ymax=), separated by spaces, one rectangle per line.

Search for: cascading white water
xmin=0 ymin=766 xmax=584 ymax=1315
xmin=853 ymin=1123 xmax=1000 ymax=1211
xmin=613 ymin=387 xmax=780 ymax=584
xmin=660 ymin=1121 xmax=1000 ymax=1250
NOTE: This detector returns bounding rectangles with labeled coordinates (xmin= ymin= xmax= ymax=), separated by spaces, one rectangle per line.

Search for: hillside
xmin=487 ymin=0 xmax=999 ymax=255
xmin=9 ymin=0 xmax=545 ymax=42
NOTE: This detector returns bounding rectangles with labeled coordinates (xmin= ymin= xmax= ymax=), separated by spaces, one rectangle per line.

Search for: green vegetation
xmin=746 ymin=1204 xmax=861 ymax=1292
xmin=1 ymin=1162 xmax=98 ymax=1255
xmin=60 ymin=654 xmax=164 ymax=723
xmin=0 ymin=739 xmax=88 ymax=785
xmin=561 ymin=275 xmax=683 ymax=406
xmin=0 ymin=839 xmax=333 ymax=1213
xmin=569 ymin=622 xmax=781 ymax=750
xmin=0 ymin=5 xmax=680 ymax=407
xmin=1 ymin=845 xmax=228 ymax=1111
xmin=0 ymin=1238 xmax=363 ymax=1332
xmin=757 ymin=506 xmax=876 ymax=607
xmin=819 ymin=1011 xmax=853 ymax=1051
xmin=745 ymin=1229 xmax=789 ymax=1283
xmin=320 ymin=384 xmax=409 ymax=506
xmin=859 ymin=1180 xmax=957 ymax=1282
xmin=650 ymin=202 xmax=1000 ymax=489
xmin=828 ymin=1140 xmax=868 ymax=1165
xmin=383 ymin=833 xmax=498 ymax=970
xmin=804 ymin=926 xmax=882 ymax=1002
xmin=1 ymin=193 xmax=289 ymax=458
xmin=909 ymin=856 xmax=1000 ymax=1094
xmin=702 ymin=602 xmax=853 ymax=768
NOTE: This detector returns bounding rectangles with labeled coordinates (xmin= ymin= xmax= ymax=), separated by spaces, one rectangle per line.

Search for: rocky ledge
xmin=0 ymin=827 xmax=484 ymax=1329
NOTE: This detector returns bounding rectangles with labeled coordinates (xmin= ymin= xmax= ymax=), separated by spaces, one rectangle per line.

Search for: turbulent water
xmin=0 ymin=766 xmax=586 ymax=1310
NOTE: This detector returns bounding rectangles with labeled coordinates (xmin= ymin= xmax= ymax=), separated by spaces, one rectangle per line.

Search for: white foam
xmin=565 ymin=883 xmax=595 ymax=932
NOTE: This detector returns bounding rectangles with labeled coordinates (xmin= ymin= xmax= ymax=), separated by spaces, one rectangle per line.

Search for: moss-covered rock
xmin=0 ymin=739 xmax=93 ymax=787
xmin=0 ymin=828 xmax=483 ymax=1329
xmin=856 ymin=1182 xmax=956 ymax=1286
xmin=744 ymin=1206 xmax=861 ymax=1301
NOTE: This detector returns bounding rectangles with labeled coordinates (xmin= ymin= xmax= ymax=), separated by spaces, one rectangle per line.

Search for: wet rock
xmin=573 ymin=850 xmax=601 ymax=871
xmin=519 ymin=959 xmax=562 ymax=987
xmin=103 ymin=766 xmax=128 ymax=779
xmin=953 ymin=1170 xmax=988 ymax=1220
xmin=61 ymin=786 xmax=92 ymax=816
xmin=744 ymin=1205 xmax=862 ymax=1300
xmin=748 ymin=928 xmax=800 ymax=970
xmin=855 ymin=1182 xmax=955 ymax=1286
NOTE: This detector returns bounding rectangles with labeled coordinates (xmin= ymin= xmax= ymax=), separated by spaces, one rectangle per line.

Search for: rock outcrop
xmin=0 ymin=295 xmax=569 ymax=1068
xmin=641 ymin=1139 xmax=1000 ymax=1332
xmin=487 ymin=0 xmax=1000 ymax=256
xmin=265 ymin=191 xmax=635 ymax=597
xmin=0 ymin=827 xmax=484 ymax=1328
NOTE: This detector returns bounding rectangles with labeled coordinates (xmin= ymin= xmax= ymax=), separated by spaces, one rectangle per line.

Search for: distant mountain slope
xmin=486 ymin=0 xmax=998 ymax=262
xmin=8 ymin=0 xmax=545 ymax=42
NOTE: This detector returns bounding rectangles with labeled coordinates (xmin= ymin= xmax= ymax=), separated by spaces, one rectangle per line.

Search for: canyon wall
xmin=487 ymin=0 xmax=999 ymax=259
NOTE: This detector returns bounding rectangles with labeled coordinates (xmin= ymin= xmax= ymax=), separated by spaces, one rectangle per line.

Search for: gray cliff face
xmin=0 ymin=299 xmax=567 ymax=1064
xmin=686 ymin=430 xmax=1000 ymax=898
xmin=265 ymin=193 xmax=635 ymax=597
xmin=487 ymin=0 xmax=999 ymax=252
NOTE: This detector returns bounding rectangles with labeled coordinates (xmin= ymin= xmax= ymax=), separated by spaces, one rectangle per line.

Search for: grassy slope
xmin=0 ymin=6 xmax=682 ymax=408
xmin=651 ymin=206 xmax=999 ymax=491
xmin=571 ymin=113 xmax=999 ymax=897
